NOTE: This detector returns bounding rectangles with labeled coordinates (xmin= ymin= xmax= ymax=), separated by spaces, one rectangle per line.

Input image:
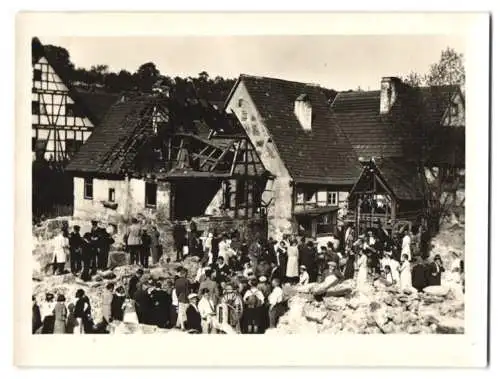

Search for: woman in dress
xmin=356 ymin=249 xmax=369 ymax=290
xmin=399 ymin=253 xmax=412 ymax=290
xmin=74 ymin=289 xmax=93 ymax=333
xmin=65 ymin=303 xmax=79 ymax=334
xmin=285 ymin=239 xmax=299 ymax=284
xmin=53 ymin=294 xmax=68 ymax=334
xmin=40 ymin=293 xmax=56 ymax=334
xmin=122 ymin=297 xmax=139 ymax=324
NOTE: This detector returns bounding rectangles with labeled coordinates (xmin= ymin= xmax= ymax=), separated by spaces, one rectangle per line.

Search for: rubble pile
xmin=270 ymin=280 xmax=464 ymax=335
xmin=270 ymin=220 xmax=465 ymax=335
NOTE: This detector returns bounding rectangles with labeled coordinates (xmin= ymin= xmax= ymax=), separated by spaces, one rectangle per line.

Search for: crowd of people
xmin=34 ymin=218 xmax=465 ymax=335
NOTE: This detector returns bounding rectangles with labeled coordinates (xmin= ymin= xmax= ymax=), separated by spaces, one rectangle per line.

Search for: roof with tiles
xmin=331 ymin=83 xmax=462 ymax=161
xmin=66 ymin=96 xmax=157 ymax=175
xmin=375 ymin=158 xmax=426 ymax=201
xmin=235 ymin=74 xmax=361 ymax=185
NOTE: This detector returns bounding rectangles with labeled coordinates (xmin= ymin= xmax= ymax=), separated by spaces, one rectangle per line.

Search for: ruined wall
xmin=73 ymin=176 xmax=171 ymax=223
xmin=225 ymin=81 xmax=293 ymax=239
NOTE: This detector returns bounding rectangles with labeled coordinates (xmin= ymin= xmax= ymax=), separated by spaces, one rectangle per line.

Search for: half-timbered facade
xmin=31 ymin=37 xmax=118 ymax=161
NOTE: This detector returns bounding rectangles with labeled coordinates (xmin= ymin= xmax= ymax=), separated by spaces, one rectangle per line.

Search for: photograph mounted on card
xmin=14 ymin=12 xmax=489 ymax=367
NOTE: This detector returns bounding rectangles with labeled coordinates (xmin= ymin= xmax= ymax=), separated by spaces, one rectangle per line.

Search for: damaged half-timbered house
xmin=66 ymin=89 xmax=270 ymax=236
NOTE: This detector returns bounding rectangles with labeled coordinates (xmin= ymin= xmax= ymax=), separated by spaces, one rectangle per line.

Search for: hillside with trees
xmin=41 ymin=44 xmax=338 ymax=104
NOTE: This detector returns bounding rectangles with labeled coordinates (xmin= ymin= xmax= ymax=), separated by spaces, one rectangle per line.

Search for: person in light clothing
xmin=52 ymin=228 xmax=69 ymax=275
xmin=401 ymin=229 xmax=412 ymax=262
xmin=356 ymin=249 xmax=369 ymax=290
xmin=298 ymin=265 xmax=310 ymax=285
xmin=268 ymin=278 xmax=284 ymax=328
xmin=398 ymin=254 xmax=412 ymax=290
xmin=198 ymin=288 xmax=216 ymax=333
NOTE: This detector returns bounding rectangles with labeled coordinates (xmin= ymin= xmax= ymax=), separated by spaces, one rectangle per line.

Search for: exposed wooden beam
xmin=199 ymin=148 xmax=219 ymax=168
xmin=229 ymin=140 xmax=242 ymax=176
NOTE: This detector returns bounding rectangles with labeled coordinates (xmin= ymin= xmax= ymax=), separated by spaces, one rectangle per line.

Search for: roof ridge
xmin=240 ymin=73 xmax=322 ymax=88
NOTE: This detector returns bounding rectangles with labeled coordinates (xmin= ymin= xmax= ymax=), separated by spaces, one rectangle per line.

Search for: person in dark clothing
xmin=211 ymin=233 xmax=221 ymax=261
xmin=315 ymin=251 xmax=328 ymax=283
xmin=80 ymin=233 xmax=93 ymax=282
xmin=32 ymin=295 xmax=42 ymax=334
xmin=111 ymin=286 xmax=126 ymax=322
xmin=98 ymin=227 xmax=114 ymax=270
xmin=173 ymin=222 xmax=187 ymax=262
xmin=140 ymin=228 xmax=151 ymax=268
xmin=343 ymin=249 xmax=356 ymax=280
xmin=175 ymin=268 xmax=190 ymax=329
xmin=255 ymin=258 xmax=271 ymax=278
xmin=215 ymin=256 xmax=231 ymax=283
xmin=133 ymin=282 xmax=152 ymax=325
xmin=69 ymin=225 xmax=83 ymax=274
xmin=128 ymin=268 xmax=144 ymax=298
xmin=412 ymin=256 xmax=428 ymax=292
xmin=185 ymin=293 xmax=202 ymax=333
xmin=150 ymin=226 xmax=162 ymax=264
xmin=428 ymin=255 xmax=445 ymax=286
xmin=74 ymin=289 xmax=93 ymax=333
xmin=151 ymin=281 xmax=172 ymax=328
xmin=301 ymin=241 xmax=316 ymax=281
xmin=87 ymin=221 xmax=100 ymax=275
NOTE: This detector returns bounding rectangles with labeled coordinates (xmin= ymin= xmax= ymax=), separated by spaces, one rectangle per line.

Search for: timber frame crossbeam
xmin=163 ymin=132 xmax=266 ymax=178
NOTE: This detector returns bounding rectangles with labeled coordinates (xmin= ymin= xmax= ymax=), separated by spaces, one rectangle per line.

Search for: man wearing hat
xmin=185 ymin=293 xmax=202 ymax=333
xmin=428 ymin=254 xmax=445 ymax=286
xmin=257 ymin=276 xmax=271 ymax=298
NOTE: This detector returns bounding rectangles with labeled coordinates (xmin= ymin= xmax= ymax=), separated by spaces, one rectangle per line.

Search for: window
xmin=241 ymin=109 xmax=248 ymax=122
xmin=84 ymin=177 xmax=93 ymax=199
xmin=108 ymin=188 xmax=115 ymax=202
xmin=33 ymin=69 xmax=42 ymax=81
xmin=235 ymin=180 xmax=246 ymax=206
xmin=450 ymin=103 xmax=459 ymax=116
xmin=237 ymin=98 xmax=244 ymax=108
xmin=32 ymin=101 xmax=40 ymax=115
xmin=327 ymin=191 xmax=338 ymax=206
xmin=316 ymin=212 xmax=335 ymax=236
xmin=296 ymin=188 xmax=305 ymax=204
xmin=145 ymin=182 xmax=157 ymax=208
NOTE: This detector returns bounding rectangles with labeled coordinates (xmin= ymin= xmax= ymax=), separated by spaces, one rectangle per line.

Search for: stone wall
xmin=73 ymin=176 xmax=171 ymax=224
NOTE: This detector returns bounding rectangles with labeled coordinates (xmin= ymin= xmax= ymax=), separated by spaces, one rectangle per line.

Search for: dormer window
xmin=450 ymin=103 xmax=459 ymax=116
xmin=238 ymin=98 xmax=244 ymax=107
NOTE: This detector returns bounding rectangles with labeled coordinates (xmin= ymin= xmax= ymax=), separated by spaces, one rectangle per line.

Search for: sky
xmin=40 ymin=35 xmax=465 ymax=91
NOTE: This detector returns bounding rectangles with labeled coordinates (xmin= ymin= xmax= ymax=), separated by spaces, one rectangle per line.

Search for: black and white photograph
xmin=15 ymin=12 xmax=489 ymax=367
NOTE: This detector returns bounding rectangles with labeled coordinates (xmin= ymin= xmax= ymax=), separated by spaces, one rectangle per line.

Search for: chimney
xmin=294 ymin=94 xmax=312 ymax=131
xmin=380 ymin=77 xmax=402 ymax=114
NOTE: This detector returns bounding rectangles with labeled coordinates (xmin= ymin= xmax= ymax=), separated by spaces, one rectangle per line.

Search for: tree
xmin=135 ymin=62 xmax=160 ymax=92
xmin=405 ymin=47 xmax=466 ymax=232
xmin=427 ymin=47 xmax=465 ymax=86
xmin=403 ymin=71 xmax=424 ymax=87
